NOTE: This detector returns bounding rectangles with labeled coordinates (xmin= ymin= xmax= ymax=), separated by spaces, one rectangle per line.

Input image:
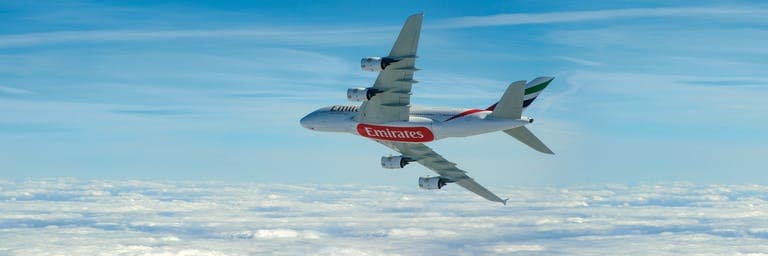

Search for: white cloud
xmin=557 ymin=56 xmax=603 ymax=67
xmin=550 ymin=27 xmax=768 ymax=55
xmin=557 ymin=71 xmax=768 ymax=123
xmin=0 ymin=85 xmax=32 ymax=95
xmin=385 ymin=228 xmax=456 ymax=238
xmin=413 ymin=71 xmax=509 ymax=100
xmin=2 ymin=179 xmax=768 ymax=255
xmin=2 ymin=6 xmax=765 ymax=49
xmin=249 ymin=229 xmax=321 ymax=240
xmin=488 ymin=243 xmax=546 ymax=253
xmin=435 ymin=7 xmax=768 ymax=28
xmin=0 ymin=27 xmax=395 ymax=48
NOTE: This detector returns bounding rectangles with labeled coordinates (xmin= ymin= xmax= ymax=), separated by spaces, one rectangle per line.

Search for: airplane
xmin=300 ymin=13 xmax=554 ymax=204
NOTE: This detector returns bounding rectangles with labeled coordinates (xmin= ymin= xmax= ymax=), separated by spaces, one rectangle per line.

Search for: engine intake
xmin=347 ymin=87 xmax=381 ymax=102
xmin=361 ymin=57 xmax=397 ymax=72
xmin=419 ymin=176 xmax=449 ymax=190
xmin=381 ymin=155 xmax=411 ymax=169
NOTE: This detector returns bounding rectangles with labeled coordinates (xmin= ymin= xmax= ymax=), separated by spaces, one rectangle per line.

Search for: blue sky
xmin=1 ymin=1 xmax=767 ymax=185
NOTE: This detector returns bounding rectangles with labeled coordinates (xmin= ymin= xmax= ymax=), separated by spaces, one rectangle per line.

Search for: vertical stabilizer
xmin=522 ymin=76 xmax=554 ymax=110
xmin=487 ymin=77 xmax=555 ymax=155
xmin=487 ymin=77 xmax=554 ymax=112
xmin=487 ymin=80 xmax=526 ymax=119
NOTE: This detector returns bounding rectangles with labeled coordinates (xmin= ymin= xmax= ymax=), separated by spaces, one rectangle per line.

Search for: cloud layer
xmin=435 ymin=6 xmax=768 ymax=28
xmin=1 ymin=179 xmax=767 ymax=255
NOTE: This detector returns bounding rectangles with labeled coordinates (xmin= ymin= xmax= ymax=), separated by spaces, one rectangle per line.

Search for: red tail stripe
xmin=444 ymin=109 xmax=488 ymax=122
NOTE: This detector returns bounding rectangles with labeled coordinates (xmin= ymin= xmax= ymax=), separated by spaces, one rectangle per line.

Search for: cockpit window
xmin=330 ymin=105 xmax=359 ymax=112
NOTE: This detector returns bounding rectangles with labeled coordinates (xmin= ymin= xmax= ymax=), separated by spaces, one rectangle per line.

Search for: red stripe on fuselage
xmin=444 ymin=109 xmax=488 ymax=122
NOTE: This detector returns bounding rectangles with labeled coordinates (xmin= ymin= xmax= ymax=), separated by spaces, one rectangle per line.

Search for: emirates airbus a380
xmin=300 ymin=13 xmax=554 ymax=204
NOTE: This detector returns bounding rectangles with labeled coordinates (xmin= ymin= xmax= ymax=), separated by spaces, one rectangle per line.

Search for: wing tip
xmin=502 ymin=198 xmax=509 ymax=205
xmin=408 ymin=13 xmax=424 ymax=20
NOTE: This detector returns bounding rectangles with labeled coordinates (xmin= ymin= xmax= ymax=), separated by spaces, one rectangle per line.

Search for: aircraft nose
xmin=300 ymin=113 xmax=315 ymax=130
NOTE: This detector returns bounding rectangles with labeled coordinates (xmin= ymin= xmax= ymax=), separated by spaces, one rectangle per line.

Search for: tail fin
xmin=504 ymin=127 xmax=554 ymax=154
xmin=486 ymin=80 xmax=526 ymax=119
xmin=486 ymin=76 xmax=555 ymax=155
xmin=487 ymin=76 xmax=554 ymax=113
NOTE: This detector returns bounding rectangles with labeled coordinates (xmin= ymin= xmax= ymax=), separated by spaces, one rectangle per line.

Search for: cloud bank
xmin=1 ymin=179 xmax=767 ymax=255
xmin=435 ymin=7 xmax=767 ymax=28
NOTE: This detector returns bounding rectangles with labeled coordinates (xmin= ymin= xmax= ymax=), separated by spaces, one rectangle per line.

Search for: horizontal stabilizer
xmin=504 ymin=126 xmax=554 ymax=154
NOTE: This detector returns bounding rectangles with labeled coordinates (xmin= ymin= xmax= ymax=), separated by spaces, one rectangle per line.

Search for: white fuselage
xmin=300 ymin=105 xmax=531 ymax=143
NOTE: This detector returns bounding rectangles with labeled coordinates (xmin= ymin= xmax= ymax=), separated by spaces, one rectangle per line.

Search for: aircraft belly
xmin=433 ymin=116 xmax=528 ymax=138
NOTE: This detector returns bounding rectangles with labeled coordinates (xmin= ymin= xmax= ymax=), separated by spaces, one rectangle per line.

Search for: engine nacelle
xmin=361 ymin=57 xmax=397 ymax=72
xmin=419 ymin=176 xmax=449 ymax=190
xmin=347 ymin=87 xmax=381 ymax=102
xmin=381 ymin=155 xmax=410 ymax=169
xmin=520 ymin=116 xmax=534 ymax=123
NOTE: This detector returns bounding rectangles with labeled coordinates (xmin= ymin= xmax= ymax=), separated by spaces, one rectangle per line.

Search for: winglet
xmin=502 ymin=198 xmax=509 ymax=205
xmin=388 ymin=13 xmax=423 ymax=58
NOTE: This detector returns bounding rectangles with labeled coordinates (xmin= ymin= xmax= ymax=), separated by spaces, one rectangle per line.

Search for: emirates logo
xmin=356 ymin=124 xmax=434 ymax=142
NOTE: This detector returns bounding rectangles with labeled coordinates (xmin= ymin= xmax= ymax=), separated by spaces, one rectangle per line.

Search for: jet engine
xmin=381 ymin=155 xmax=411 ymax=169
xmin=361 ymin=57 xmax=397 ymax=72
xmin=418 ymin=176 xmax=449 ymax=190
xmin=347 ymin=87 xmax=381 ymax=102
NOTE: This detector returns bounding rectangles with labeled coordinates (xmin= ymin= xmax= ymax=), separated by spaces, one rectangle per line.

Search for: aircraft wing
xmin=355 ymin=13 xmax=422 ymax=124
xmin=376 ymin=140 xmax=508 ymax=204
